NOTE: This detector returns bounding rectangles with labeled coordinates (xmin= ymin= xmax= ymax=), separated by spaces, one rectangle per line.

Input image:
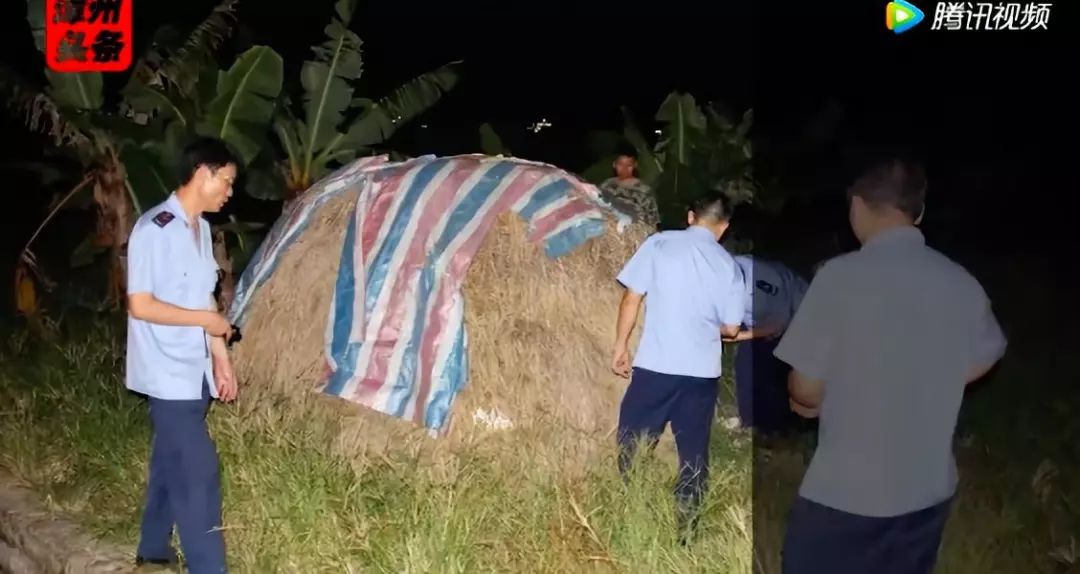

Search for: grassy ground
xmin=0 ymin=318 xmax=753 ymax=573
xmin=0 ymin=257 xmax=1076 ymax=573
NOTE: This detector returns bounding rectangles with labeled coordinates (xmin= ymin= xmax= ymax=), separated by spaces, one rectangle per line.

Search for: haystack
xmin=227 ymin=154 xmax=651 ymax=467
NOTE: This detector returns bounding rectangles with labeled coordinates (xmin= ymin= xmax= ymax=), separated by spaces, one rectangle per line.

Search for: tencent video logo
xmin=886 ymin=0 xmax=925 ymax=34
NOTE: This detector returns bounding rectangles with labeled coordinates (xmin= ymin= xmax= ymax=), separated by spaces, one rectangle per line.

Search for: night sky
xmin=0 ymin=0 xmax=1074 ymax=264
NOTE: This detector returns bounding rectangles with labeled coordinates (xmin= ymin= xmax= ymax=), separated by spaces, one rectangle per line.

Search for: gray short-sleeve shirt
xmin=774 ymin=226 xmax=1007 ymax=517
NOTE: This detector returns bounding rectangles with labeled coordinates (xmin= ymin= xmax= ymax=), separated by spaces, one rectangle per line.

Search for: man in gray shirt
xmin=774 ymin=158 xmax=1007 ymax=573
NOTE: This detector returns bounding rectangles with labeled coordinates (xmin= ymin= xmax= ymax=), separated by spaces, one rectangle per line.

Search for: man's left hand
xmin=723 ymin=329 xmax=756 ymax=343
xmin=213 ymin=353 xmax=238 ymax=402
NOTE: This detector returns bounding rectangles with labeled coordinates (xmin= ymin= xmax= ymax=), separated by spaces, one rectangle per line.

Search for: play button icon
xmin=886 ymin=0 xmax=925 ymax=34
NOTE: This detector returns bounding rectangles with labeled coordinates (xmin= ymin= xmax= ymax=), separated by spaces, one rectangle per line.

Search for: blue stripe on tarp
xmin=323 ymin=205 xmax=361 ymax=396
xmin=515 ymin=178 xmax=572 ymax=221
xmin=228 ymin=217 xmax=286 ymax=324
xmin=387 ymin=160 xmax=514 ymax=417
xmin=229 ymin=177 xmax=365 ymax=326
xmin=425 ymin=314 xmax=467 ymax=430
xmin=430 ymin=161 xmax=516 ymax=255
xmin=543 ymin=216 xmax=607 ymax=259
xmin=363 ymin=159 xmax=451 ymax=323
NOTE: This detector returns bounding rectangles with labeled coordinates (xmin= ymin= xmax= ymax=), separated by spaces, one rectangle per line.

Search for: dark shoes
xmin=135 ymin=551 xmax=181 ymax=571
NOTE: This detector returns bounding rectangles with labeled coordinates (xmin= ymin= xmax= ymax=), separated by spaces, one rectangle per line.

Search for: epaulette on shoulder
xmin=152 ymin=211 xmax=176 ymax=228
xmin=756 ymin=279 xmax=779 ymax=296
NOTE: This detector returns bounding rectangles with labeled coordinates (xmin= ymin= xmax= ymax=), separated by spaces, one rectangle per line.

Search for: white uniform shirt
xmin=126 ymin=193 xmax=220 ymax=400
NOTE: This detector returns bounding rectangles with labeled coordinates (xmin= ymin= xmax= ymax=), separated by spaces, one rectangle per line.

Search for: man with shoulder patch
xmin=610 ymin=191 xmax=744 ymax=540
xmin=126 ymin=137 xmax=239 ymax=573
xmin=726 ymin=254 xmax=809 ymax=435
xmin=773 ymin=158 xmax=1007 ymax=573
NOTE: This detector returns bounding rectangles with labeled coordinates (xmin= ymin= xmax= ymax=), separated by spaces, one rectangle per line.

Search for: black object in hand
xmin=226 ymin=324 xmax=242 ymax=348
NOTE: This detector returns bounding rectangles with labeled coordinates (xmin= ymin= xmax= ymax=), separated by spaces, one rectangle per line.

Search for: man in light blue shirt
xmin=611 ymin=191 xmax=744 ymax=539
xmin=775 ymin=158 xmax=1007 ymax=573
xmin=126 ymin=137 xmax=239 ymax=573
xmin=729 ymin=255 xmax=809 ymax=434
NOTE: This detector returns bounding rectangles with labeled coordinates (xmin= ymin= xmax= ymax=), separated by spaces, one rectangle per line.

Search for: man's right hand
xmin=202 ymin=311 xmax=232 ymax=338
xmin=790 ymin=398 xmax=820 ymax=419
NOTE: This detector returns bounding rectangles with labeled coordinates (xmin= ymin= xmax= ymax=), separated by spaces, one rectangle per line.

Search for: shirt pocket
xmin=156 ymin=268 xmax=191 ymax=306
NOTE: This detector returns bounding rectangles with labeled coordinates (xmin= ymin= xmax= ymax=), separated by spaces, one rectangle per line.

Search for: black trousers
xmin=616 ymin=367 xmax=719 ymax=512
xmin=782 ymin=496 xmax=953 ymax=574
xmin=734 ymin=337 xmax=794 ymax=434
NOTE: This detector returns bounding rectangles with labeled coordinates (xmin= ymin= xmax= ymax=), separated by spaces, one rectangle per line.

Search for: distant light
xmin=527 ymin=118 xmax=553 ymax=133
xmin=420 ymin=124 xmax=428 ymax=129
xmin=654 ymin=129 xmax=661 ymax=135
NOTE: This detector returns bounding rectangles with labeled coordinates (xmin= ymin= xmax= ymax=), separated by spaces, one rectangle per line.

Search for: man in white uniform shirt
xmin=126 ymin=137 xmax=239 ymax=573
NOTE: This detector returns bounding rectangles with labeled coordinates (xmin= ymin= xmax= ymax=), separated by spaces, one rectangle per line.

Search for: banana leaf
xmin=156 ymin=0 xmax=241 ymax=97
xmin=146 ymin=121 xmax=189 ymax=171
xmin=295 ymin=0 xmax=364 ymax=181
xmin=195 ymin=55 xmax=221 ymax=117
xmin=196 ymin=45 xmax=284 ymax=166
xmin=479 ymin=122 xmax=508 ymax=156
xmin=43 ymin=71 xmax=104 ymax=112
xmin=655 ymin=151 xmax=709 ymax=228
xmin=121 ymin=81 xmax=196 ymax=127
xmin=339 ymin=60 xmax=462 ymax=150
xmin=619 ymin=107 xmax=661 ymax=185
xmin=243 ymin=147 xmax=288 ymax=201
xmin=25 ymin=0 xmax=104 ymax=112
xmin=70 ymin=235 xmax=108 ymax=268
xmin=25 ymin=0 xmax=47 ymax=54
xmin=653 ymin=92 xmax=707 ymax=166
xmin=88 ymin=112 xmax=162 ymax=143
xmin=120 ymin=144 xmax=175 ymax=214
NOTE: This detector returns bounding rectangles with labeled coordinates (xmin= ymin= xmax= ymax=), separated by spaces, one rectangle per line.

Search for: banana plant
xmin=121 ymin=43 xmax=285 ymax=200
xmin=261 ymin=0 xmax=462 ymax=202
xmin=4 ymin=0 xmax=277 ymax=316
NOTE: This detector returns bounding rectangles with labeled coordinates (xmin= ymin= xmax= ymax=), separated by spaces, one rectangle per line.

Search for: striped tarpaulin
xmin=228 ymin=154 xmax=630 ymax=435
xmin=229 ymin=154 xmax=392 ymax=327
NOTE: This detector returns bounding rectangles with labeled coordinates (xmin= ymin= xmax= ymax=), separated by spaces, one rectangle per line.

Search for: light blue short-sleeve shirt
xmin=616 ymin=225 xmax=744 ymax=379
xmin=774 ymin=226 xmax=1007 ymax=517
xmin=733 ymin=255 xmax=809 ymax=330
xmin=126 ymin=193 xmax=220 ymax=401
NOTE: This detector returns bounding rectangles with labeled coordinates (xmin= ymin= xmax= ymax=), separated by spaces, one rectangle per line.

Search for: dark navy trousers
xmin=617 ymin=367 xmax=718 ymax=512
xmin=734 ymin=337 xmax=793 ymax=433
xmin=137 ymin=380 xmax=227 ymax=574
xmin=782 ymin=496 xmax=953 ymax=574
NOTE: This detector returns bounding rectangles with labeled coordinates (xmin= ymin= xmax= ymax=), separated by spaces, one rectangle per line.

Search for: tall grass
xmin=0 ymin=321 xmax=752 ymax=573
xmin=1 ymin=288 xmax=1077 ymax=572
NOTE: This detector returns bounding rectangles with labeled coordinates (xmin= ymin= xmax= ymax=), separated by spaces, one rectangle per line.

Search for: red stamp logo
xmin=45 ymin=0 xmax=133 ymax=73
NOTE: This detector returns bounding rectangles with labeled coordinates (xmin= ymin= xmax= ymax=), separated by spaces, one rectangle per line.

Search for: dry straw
xmin=231 ymin=180 xmax=655 ymax=475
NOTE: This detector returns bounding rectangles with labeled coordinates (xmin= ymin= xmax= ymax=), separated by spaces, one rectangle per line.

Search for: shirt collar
xmin=166 ymin=192 xmax=193 ymax=225
xmin=861 ymin=225 xmax=925 ymax=251
xmin=686 ymin=225 xmax=719 ymax=242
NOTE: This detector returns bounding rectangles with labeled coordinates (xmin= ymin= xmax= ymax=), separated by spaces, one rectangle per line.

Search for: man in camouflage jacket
xmin=599 ymin=154 xmax=661 ymax=229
